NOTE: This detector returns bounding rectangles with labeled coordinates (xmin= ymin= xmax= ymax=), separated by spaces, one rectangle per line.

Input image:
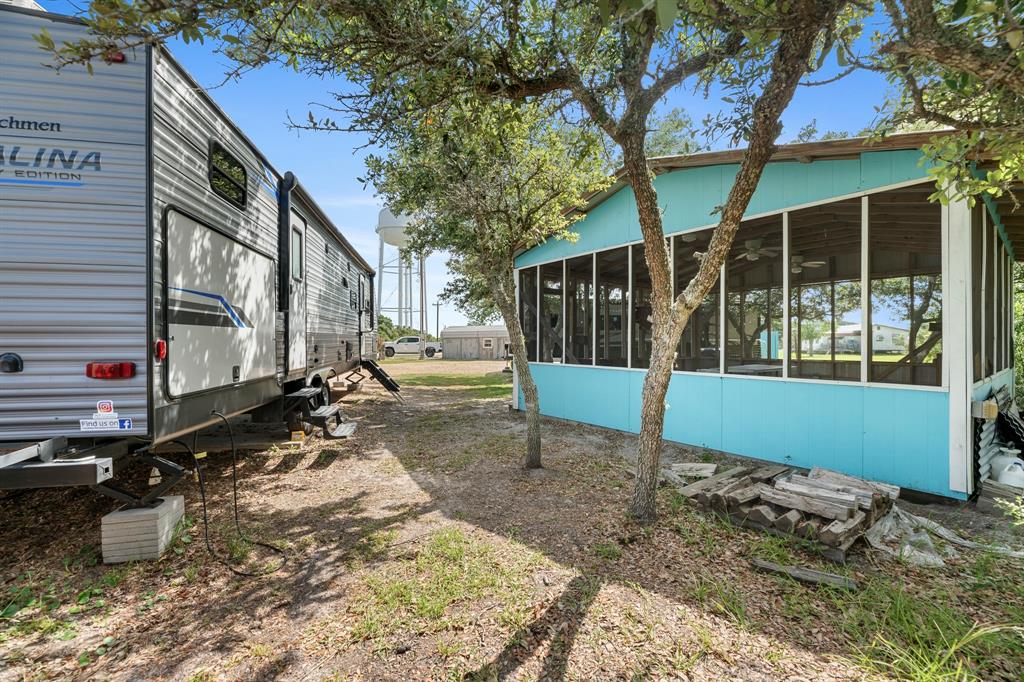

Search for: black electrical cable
xmin=171 ymin=412 xmax=286 ymax=577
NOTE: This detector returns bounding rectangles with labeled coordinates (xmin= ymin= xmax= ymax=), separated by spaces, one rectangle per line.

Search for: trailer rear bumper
xmin=0 ymin=436 xmax=67 ymax=468
xmin=0 ymin=455 xmax=114 ymax=489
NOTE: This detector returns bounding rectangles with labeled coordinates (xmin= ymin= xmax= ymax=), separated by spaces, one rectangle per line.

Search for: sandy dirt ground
xmin=1 ymin=359 xmax=1022 ymax=681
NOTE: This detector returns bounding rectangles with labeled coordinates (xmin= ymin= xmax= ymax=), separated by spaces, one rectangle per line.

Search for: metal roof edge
xmin=289 ymin=179 xmax=375 ymax=274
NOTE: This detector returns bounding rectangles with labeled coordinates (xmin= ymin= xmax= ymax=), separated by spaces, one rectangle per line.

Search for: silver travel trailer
xmin=0 ymin=5 xmax=397 ymax=500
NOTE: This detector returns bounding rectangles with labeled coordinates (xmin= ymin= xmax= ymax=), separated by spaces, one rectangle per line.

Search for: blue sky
xmin=44 ymin=1 xmax=893 ymax=332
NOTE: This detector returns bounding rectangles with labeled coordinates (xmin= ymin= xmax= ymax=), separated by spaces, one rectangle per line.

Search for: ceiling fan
xmin=790 ymin=254 xmax=826 ymax=273
xmin=735 ymin=238 xmax=780 ymax=261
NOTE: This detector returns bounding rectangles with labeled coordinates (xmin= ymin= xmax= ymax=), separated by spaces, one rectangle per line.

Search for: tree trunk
xmin=621 ymin=131 xmax=684 ymax=522
xmin=624 ymin=1 xmax=845 ymax=522
xmin=491 ymin=269 xmax=542 ymax=468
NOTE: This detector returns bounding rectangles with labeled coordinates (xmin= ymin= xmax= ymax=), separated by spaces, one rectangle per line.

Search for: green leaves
xmin=366 ymin=97 xmax=608 ymax=320
xmin=655 ymin=0 xmax=678 ymax=31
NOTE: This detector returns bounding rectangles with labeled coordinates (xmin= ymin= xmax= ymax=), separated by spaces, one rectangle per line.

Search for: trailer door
xmin=288 ymin=213 xmax=307 ymax=372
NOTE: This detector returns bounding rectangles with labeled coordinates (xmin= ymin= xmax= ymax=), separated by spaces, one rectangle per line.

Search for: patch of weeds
xmin=859 ymin=624 xmax=1024 ymax=682
xmin=780 ymin=587 xmax=819 ymax=626
xmin=830 ymin=578 xmax=1024 ymax=681
xmin=69 ymin=586 xmax=105 ymax=614
xmin=8 ymin=615 xmax=77 ymax=641
xmin=99 ymin=564 xmax=132 ymax=589
xmin=225 ymin=534 xmax=253 ymax=564
xmin=664 ymin=489 xmax=688 ymax=515
xmin=135 ymin=590 xmax=168 ymax=614
xmin=709 ymin=580 xmax=747 ymax=627
xmin=746 ymin=533 xmax=794 ymax=565
xmin=1 ymin=574 xmax=78 ymax=642
xmin=667 ymin=637 xmax=708 ymax=674
xmin=445 ymin=450 xmax=479 ymax=472
xmin=592 ymin=542 xmax=623 ymax=561
xmin=77 ymin=637 xmax=115 ymax=669
xmin=170 ymin=514 xmax=195 ymax=555
xmin=245 ymin=641 xmax=272 ymax=658
xmin=698 ymin=450 xmax=718 ymax=464
xmin=669 ymin=508 xmax=719 ymax=556
xmin=2 ymin=575 xmax=59 ymax=620
xmin=352 ymin=528 xmax=397 ymax=564
xmin=498 ymin=603 xmax=530 ymax=632
xmin=349 ymin=528 xmax=535 ymax=648
xmin=435 ymin=636 xmax=464 ymax=658
xmin=186 ymin=670 xmax=215 ymax=682
xmin=62 ymin=545 xmax=100 ymax=574
xmin=183 ymin=562 xmax=201 ymax=584
xmin=569 ymin=574 xmax=603 ymax=611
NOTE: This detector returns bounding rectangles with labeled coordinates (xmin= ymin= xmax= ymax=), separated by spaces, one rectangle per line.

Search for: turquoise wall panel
xmin=516 ymin=149 xmax=931 ymax=268
xmin=861 ymin=388 xmax=949 ymax=495
xmin=528 ymin=364 xmax=632 ymax=432
xmin=662 ymin=373 xmax=723 ymax=449
xmin=526 ymin=363 xmax=958 ymax=498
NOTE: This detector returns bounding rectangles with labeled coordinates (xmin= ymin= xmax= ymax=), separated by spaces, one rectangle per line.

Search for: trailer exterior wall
xmin=0 ymin=10 xmax=149 ymax=440
xmin=295 ymin=202 xmax=364 ymax=374
xmin=149 ymin=47 xmax=283 ymax=441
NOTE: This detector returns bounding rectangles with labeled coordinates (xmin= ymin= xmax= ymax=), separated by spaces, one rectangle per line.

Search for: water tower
xmin=376 ymin=209 xmax=426 ymax=341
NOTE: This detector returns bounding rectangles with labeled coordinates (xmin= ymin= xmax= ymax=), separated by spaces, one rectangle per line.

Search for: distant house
xmin=439 ymin=325 xmax=510 ymax=360
xmin=831 ymin=323 xmax=909 ymax=354
xmin=512 ymin=133 xmax=1020 ymax=500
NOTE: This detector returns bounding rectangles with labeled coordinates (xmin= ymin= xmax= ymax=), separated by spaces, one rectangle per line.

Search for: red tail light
xmin=85 ymin=362 xmax=136 ymax=379
xmin=154 ymin=339 xmax=167 ymax=361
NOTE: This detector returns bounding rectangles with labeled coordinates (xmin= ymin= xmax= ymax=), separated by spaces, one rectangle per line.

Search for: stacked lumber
xmin=669 ymin=463 xmax=899 ymax=563
xmin=976 ymin=478 xmax=1023 ymax=514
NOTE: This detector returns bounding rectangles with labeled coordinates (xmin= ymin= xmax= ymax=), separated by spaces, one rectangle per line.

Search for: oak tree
xmin=366 ymin=100 xmax=609 ymax=468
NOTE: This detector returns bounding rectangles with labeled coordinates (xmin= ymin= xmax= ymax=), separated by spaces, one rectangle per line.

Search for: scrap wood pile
xmin=665 ymin=462 xmax=899 ymax=563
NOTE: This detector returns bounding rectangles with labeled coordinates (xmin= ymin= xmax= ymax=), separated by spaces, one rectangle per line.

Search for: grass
xmin=349 ymin=528 xmax=538 ymax=649
xmin=592 ymin=541 xmax=623 ymax=561
xmin=825 ymin=578 xmax=1024 ymax=681
xmin=795 ymin=352 xmax=915 ymax=363
xmin=858 ymin=624 xmax=1024 ymax=682
xmin=399 ymin=372 xmax=513 ymax=399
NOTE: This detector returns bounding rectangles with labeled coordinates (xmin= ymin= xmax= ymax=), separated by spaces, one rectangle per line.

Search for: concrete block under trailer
xmin=0 ymin=5 xmax=392 ymax=503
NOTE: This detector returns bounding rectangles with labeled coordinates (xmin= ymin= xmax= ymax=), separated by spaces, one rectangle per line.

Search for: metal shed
xmin=440 ymin=326 xmax=510 ymax=360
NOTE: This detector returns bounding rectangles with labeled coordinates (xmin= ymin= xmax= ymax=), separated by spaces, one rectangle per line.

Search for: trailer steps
xmin=286 ymin=386 xmax=321 ymax=400
xmin=359 ymin=359 xmax=403 ymax=402
xmin=307 ymin=403 xmax=353 ymax=440
xmin=285 ymin=386 xmax=356 ymax=440
xmin=309 ymin=405 xmax=340 ymax=420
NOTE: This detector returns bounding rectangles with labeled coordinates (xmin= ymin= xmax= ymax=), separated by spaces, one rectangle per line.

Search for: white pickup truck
xmin=383 ymin=336 xmax=442 ymax=358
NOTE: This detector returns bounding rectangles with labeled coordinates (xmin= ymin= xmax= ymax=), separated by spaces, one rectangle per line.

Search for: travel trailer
xmin=0 ymin=5 xmax=397 ymax=501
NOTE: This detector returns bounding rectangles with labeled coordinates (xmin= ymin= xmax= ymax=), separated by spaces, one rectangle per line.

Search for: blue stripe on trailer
xmin=169 ymin=287 xmax=246 ymax=328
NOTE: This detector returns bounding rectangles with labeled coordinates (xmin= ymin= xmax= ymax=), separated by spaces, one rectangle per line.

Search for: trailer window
xmin=291 ymin=228 xmax=303 ymax=280
xmin=209 ymin=142 xmax=248 ymax=209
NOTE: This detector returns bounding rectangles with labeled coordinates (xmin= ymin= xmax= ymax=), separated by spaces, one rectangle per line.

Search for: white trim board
xmin=946 ymin=197 xmax=972 ymax=494
xmin=526 ymin=361 xmax=950 ymax=393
